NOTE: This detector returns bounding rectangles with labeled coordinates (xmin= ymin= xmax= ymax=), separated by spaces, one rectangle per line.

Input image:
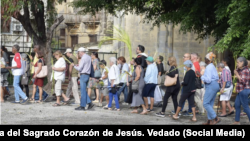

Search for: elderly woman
xmin=217 ymin=63 xmax=234 ymax=117
xmin=4 ymin=45 xmax=28 ymax=104
xmin=198 ymin=52 xmax=220 ymax=125
xmin=172 ymin=60 xmax=197 ymax=121
xmin=231 ymin=57 xmax=250 ymax=125
xmin=51 ymin=50 xmax=70 ymax=106
xmin=107 ymin=57 xmax=121 ymax=111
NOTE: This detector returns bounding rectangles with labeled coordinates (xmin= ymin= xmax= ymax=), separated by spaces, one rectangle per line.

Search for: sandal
xmin=131 ymin=110 xmax=138 ymax=113
xmin=36 ymin=100 xmax=43 ymax=104
xmin=29 ymin=98 xmax=35 ymax=103
xmin=190 ymin=118 xmax=197 ymax=122
xmin=172 ymin=115 xmax=179 ymax=120
xmin=53 ymin=103 xmax=61 ymax=107
xmin=140 ymin=110 xmax=148 ymax=115
xmin=114 ymin=108 xmax=120 ymax=111
xmin=62 ymin=99 xmax=71 ymax=105
xmin=202 ymin=120 xmax=211 ymax=125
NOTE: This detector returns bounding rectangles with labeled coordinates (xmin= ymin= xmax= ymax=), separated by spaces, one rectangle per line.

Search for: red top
xmin=236 ymin=66 xmax=250 ymax=93
xmin=14 ymin=53 xmax=21 ymax=68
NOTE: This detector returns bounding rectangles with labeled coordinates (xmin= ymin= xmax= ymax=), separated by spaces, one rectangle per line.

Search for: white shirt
xmin=225 ymin=66 xmax=231 ymax=73
xmin=119 ymin=63 xmax=129 ymax=83
xmin=102 ymin=66 xmax=109 ymax=86
xmin=51 ymin=57 xmax=66 ymax=81
xmin=108 ymin=64 xmax=120 ymax=85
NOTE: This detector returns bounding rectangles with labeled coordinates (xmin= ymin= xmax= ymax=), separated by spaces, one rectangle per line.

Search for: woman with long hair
xmin=155 ymin=56 xmax=181 ymax=117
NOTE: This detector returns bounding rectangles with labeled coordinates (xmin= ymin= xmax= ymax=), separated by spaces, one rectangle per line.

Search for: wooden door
xmin=71 ymin=35 xmax=78 ymax=48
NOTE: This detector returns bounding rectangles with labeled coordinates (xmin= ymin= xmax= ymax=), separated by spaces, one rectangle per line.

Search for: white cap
xmin=64 ymin=48 xmax=72 ymax=54
xmin=77 ymin=47 xmax=86 ymax=52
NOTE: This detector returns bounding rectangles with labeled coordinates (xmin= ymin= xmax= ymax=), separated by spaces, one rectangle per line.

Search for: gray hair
xmin=237 ymin=57 xmax=248 ymax=67
xmin=199 ymin=61 xmax=206 ymax=67
xmin=21 ymin=53 xmax=27 ymax=59
xmin=110 ymin=57 xmax=117 ymax=64
xmin=13 ymin=44 xmax=20 ymax=51
xmin=191 ymin=53 xmax=198 ymax=58
xmin=217 ymin=62 xmax=225 ymax=68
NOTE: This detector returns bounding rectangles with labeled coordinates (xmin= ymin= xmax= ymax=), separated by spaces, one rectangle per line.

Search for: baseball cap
xmin=64 ymin=48 xmax=72 ymax=54
xmin=77 ymin=47 xmax=86 ymax=52
xmin=146 ymin=56 xmax=154 ymax=62
xmin=184 ymin=60 xmax=193 ymax=68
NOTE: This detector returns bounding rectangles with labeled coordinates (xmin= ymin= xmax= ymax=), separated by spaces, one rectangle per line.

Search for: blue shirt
xmin=144 ymin=63 xmax=158 ymax=84
xmin=201 ymin=63 xmax=219 ymax=84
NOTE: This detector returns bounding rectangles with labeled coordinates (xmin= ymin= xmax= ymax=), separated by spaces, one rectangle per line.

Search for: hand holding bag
xmin=21 ymin=74 xmax=29 ymax=85
xmin=34 ymin=59 xmax=47 ymax=78
xmin=164 ymin=74 xmax=178 ymax=86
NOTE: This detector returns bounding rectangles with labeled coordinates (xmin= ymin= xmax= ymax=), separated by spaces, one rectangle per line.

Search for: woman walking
xmin=88 ymin=52 xmax=101 ymax=103
xmin=130 ymin=57 xmax=147 ymax=114
xmin=172 ymin=60 xmax=197 ymax=122
xmin=29 ymin=51 xmax=45 ymax=103
xmin=231 ymin=57 xmax=250 ymax=125
xmin=99 ymin=60 xmax=110 ymax=108
xmin=199 ymin=52 xmax=220 ymax=125
xmin=51 ymin=50 xmax=70 ymax=106
xmin=107 ymin=57 xmax=120 ymax=111
xmin=155 ymin=56 xmax=180 ymax=117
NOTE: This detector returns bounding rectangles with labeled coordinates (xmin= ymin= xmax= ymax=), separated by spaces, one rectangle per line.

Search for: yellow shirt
xmin=31 ymin=56 xmax=38 ymax=74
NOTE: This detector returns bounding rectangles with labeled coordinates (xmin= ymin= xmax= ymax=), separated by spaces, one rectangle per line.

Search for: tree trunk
xmin=43 ymin=15 xmax=64 ymax=94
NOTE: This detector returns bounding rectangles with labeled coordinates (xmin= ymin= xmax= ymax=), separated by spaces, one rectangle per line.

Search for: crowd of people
xmin=1 ymin=44 xmax=250 ymax=125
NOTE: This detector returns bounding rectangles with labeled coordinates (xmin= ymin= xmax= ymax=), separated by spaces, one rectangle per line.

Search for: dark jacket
xmin=165 ymin=66 xmax=180 ymax=93
xmin=182 ymin=69 xmax=196 ymax=93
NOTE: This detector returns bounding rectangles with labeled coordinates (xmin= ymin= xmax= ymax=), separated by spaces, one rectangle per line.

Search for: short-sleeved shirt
xmin=108 ymin=64 xmax=120 ymax=85
xmin=102 ymin=66 xmax=109 ymax=86
xmin=157 ymin=63 xmax=164 ymax=76
xmin=52 ymin=57 xmax=66 ymax=81
xmin=68 ymin=55 xmax=79 ymax=77
xmin=236 ymin=66 xmax=250 ymax=93
xmin=118 ymin=63 xmax=129 ymax=83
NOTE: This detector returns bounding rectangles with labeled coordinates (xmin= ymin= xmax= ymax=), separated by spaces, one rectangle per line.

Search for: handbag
xmin=131 ymin=66 xmax=141 ymax=93
xmin=164 ymin=74 xmax=178 ymax=86
xmin=21 ymin=74 xmax=29 ymax=85
xmin=195 ymin=77 xmax=202 ymax=89
xmin=34 ymin=59 xmax=47 ymax=78
xmin=1 ymin=68 xmax=8 ymax=74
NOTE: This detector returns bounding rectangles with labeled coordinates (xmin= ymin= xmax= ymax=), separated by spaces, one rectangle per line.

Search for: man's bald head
xmin=183 ymin=53 xmax=191 ymax=61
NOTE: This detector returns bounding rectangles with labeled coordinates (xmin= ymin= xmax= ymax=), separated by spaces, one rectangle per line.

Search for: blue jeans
xmin=117 ymin=83 xmax=128 ymax=102
xmin=34 ymin=86 xmax=48 ymax=100
xmin=108 ymin=92 xmax=120 ymax=109
xmin=13 ymin=75 xmax=27 ymax=102
xmin=80 ymin=74 xmax=91 ymax=107
xmin=203 ymin=81 xmax=220 ymax=120
xmin=181 ymin=88 xmax=192 ymax=113
xmin=235 ymin=89 xmax=250 ymax=122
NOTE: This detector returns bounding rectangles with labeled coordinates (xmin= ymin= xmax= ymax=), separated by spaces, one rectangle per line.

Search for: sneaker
xmin=43 ymin=94 xmax=49 ymax=102
xmin=88 ymin=102 xmax=95 ymax=110
xmin=182 ymin=112 xmax=193 ymax=116
xmin=11 ymin=101 xmax=20 ymax=104
xmin=21 ymin=98 xmax=29 ymax=105
xmin=103 ymin=104 xmax=108 ymax=109
xmin=171 ymin=110 xmax=181 ymax=116
xmin=155 ymin=112 xmax=165 ymax=117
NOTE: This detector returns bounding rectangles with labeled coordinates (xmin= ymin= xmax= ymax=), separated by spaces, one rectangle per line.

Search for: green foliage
xmin=98 ymin=26 xmax=133 ymax=60
xmin=69 ymin=0 xmax=250 ymax=59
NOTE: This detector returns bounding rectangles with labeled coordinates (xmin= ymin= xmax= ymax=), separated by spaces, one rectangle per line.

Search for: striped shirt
xmin=220 ymin=68 xmax=232 ymax=87
xmin=236 ymin=66 xmax=250 ymax=93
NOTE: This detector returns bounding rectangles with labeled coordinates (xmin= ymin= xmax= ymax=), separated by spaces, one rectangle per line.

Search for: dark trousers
xmin=178 ymin=91 xmax=195 ymax=109
xmin=162 ymin=87 xmax=180 ymax=113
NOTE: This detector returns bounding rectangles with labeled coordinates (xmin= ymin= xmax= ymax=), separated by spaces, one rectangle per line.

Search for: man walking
xmin=140 ymin=56 xmax=158 ymax=114
xmin=191 ymin=53 xmax=205 ymax=115
xmin=5 ymin=45 xmax=28 ymax=104
xmin=64 ymin=48 xmax=80 ymax=105
xmin=73 ymin=47 xmax=94 ymax=110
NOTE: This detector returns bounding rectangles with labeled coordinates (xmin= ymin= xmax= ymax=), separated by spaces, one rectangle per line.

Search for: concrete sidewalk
xmin=1 ymin=87 xmax=249 ymax=125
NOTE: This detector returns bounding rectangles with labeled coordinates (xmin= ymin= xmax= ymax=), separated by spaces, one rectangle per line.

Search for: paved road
xmin=1 ymin=87 xmax=249 ymax=125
